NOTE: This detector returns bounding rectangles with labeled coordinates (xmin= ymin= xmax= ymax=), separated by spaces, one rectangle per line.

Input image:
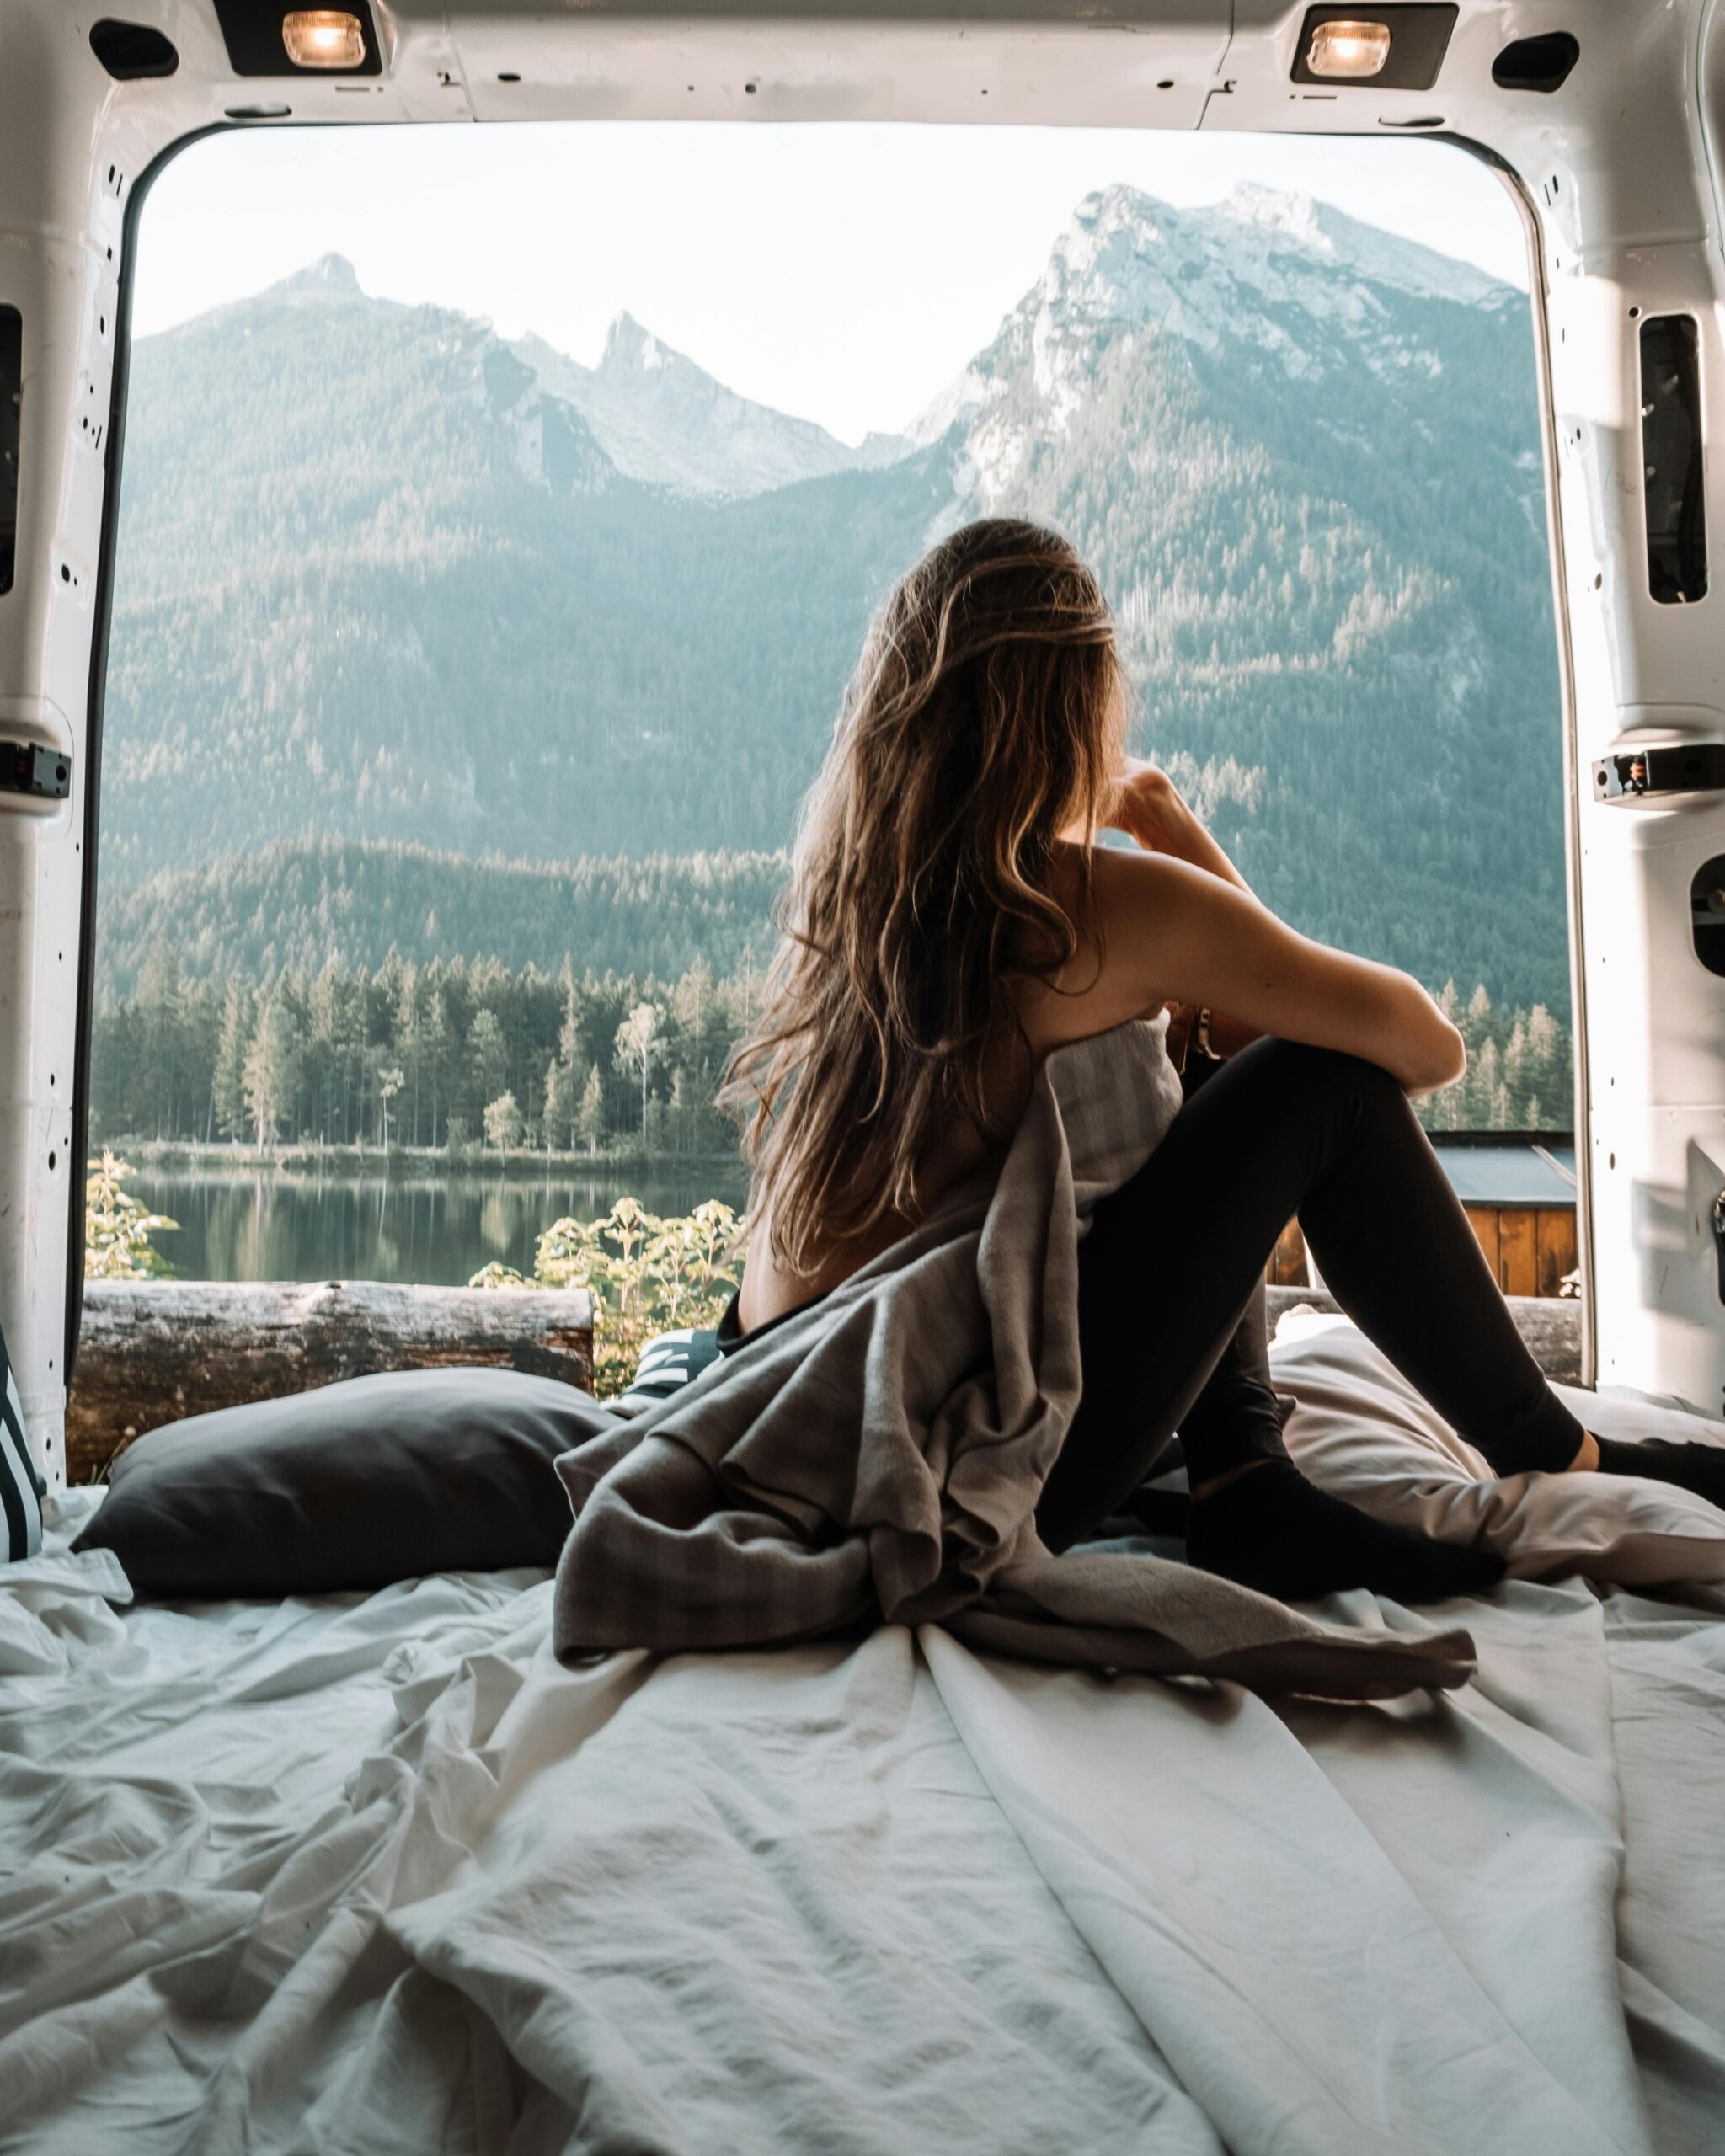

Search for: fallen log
xmin=66 ymin=1279 xmax=1583 ymax=1486
xmin=69 ymin=1280 xmax=595 ymax=1483
xmin=1267 ymin=1286 xmax=1582 ymax=1383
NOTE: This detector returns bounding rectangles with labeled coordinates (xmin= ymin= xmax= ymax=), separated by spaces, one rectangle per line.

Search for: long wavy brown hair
xmin=720 ymin=518 xmax=1127 ymax=1276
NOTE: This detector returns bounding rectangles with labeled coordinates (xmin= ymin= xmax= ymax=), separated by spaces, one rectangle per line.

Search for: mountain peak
xmin=271 ymin=253 xmax=365 ymax=300
xmin=512 ymin=312 xmax=878 ymax=499
xmin=1061 ymin=180 xmax=1500 ymax=305
xmin=903 ymin=174 xmax=1512 ymax=467
xmin=1215 ymin=180 xmax=1504 ymax=303
xmin=1218 ymin=180 xmax=1326 ymax=242
xmin=601 ymin=311 xmax=671 ymax=373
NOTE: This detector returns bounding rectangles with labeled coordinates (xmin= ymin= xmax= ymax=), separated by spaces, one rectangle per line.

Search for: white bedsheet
xmin=3 ymin=1371 xmax=1724 ymax=2155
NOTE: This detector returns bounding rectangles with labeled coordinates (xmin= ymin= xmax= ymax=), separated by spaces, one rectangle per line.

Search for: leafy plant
xmin=482 ymin=1088 xmax=523 ymax=1151
xmin=85 ymin=1150 xmax=179 ymax=1279
xmin=471 ymin=1196 xmax=746 ymax=1397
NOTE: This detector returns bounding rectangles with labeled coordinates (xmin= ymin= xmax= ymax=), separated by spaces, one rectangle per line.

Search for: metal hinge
xmin=1594 ymin=742 xmax=1725 ymax=802
xmin=0 ymin=743 xmax=69 ymax=799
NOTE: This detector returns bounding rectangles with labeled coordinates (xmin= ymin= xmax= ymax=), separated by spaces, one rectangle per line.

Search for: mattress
xmin=2 ymin=1324 xmax=1722 ymax=2156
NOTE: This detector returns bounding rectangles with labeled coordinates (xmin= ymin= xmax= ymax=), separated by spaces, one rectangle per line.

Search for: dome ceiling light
xmin=281 ymin=11 xmax=365 ymax=71
xmin=1306 ymin=20 xmax=1391 ymax=79
xmin=211 ymin=0 xmax=381 ymax=77
xmin=1290 ymin=5 xmax=1457 ymax=93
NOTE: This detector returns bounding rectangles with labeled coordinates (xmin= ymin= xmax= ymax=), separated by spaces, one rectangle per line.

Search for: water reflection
xmin=125 ymin=1163 xmax=752 ymax=1285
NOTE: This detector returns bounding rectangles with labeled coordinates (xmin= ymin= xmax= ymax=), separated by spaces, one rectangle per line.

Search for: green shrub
xmin=85 ymin=1150 xmax=178 ymax=1279
xmin=471 ymin=1195 xmax=745 ymax=1397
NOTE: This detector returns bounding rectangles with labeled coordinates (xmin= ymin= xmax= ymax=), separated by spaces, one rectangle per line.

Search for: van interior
xmin=3 ymin=5 xmax=1724 ymax=2151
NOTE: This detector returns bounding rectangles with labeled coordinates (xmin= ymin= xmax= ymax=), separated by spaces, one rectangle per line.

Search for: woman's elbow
xmin=1405 ymin=1018 xmax=1466 ymax=1097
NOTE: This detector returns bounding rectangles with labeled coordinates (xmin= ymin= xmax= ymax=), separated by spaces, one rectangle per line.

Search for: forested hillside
xmin=98 ymin=182 xmax=1571 ymax=1078
xmin=102 ymin=251 xmax=948 ymax=877
xmin=98 ymin=840 xmax=785 ymax=995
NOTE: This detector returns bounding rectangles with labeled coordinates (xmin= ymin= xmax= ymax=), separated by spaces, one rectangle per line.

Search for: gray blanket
xmin=553 ymin=1011 xmax=1477 ymax=1699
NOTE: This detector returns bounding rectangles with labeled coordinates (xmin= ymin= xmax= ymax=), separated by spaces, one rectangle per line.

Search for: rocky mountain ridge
xmin=99 ymin=181 xmax=1566 ymax=1010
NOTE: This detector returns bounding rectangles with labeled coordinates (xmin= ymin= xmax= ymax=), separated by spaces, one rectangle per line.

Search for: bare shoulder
xmin=1032 ymin=842 xmax=1330 ymax=1041
xmin=1070 ymin=842 xmax=1231 ymax=971
xmin=1084 ymin=840 xmax=1208 ymax=923
xmin=1009 ymin=844 xmax=1190 ymax=1049
xmin=1033 ymin=838 xmax=1194 ymax=938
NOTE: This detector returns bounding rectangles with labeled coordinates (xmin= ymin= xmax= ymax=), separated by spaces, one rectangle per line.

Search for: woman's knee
xmin=1236 ymin=1036 xmax=1406 ymax=1120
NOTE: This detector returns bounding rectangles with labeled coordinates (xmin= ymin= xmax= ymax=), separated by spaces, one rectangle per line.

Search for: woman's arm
xmin=1100 ymin=761 xmax=1262 ymax=1054
xmin=1086 ymin=845 xmax=1466 ymax=1097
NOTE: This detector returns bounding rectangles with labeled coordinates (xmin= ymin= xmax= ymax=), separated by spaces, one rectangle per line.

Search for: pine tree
xmin=673 ymin=956 xmax=714 ymax=1081
xmin=424 ymin=989 xmax=453 ymax=1148
xmin=1468 ymin=1037 xmax=1503 ymax=1129
xmin=614 ymin=1002 xmax=664 ymax=1148
xmin=543 ymin=1054 xmax=574 ymax=1154
xmin=395 ymin=963 xmax=422 ymax=1144
xmin=213 ymin=981 xmax=255 ymax=1142
xmin=307 ymin=958 xmax=344 ymax=1142
xmin=136 ymin=940 xmax=184 ymax=1139
xmin=243 ymin=996 xmax=302 ymax=1148
xmin=557 ymin=965 xmax=584 ymax=1072
xmin=467 ymin=1006 xmax=508 ymax=1118
xmin=577 ymin=1061 xmax=605 ymax=1155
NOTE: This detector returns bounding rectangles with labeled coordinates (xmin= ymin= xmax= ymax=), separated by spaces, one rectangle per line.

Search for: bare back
xmin=736 ymin=846 xmax=1167 ymax=1329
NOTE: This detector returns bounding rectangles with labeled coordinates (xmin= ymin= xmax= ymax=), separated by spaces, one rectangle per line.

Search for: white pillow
xmin=1268 ymin=1315 xmax=1725 ymax=1590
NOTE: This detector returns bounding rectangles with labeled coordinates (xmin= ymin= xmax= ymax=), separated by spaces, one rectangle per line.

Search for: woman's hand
xmin=1103 ymin=757 xmax=1255 ymax=901
xmin=1101 ymin=756 xmax=1187 ymax=851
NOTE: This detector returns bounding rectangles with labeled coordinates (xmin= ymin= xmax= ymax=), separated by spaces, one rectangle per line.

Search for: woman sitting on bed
xmin=718 ymin=516 xmax=1725 ymax=1603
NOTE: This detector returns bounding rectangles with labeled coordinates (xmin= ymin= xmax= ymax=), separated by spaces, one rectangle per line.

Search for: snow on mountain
xmin=904 ymin=182 xmax=1513 ymax=497
xmin=1215 ymin=182 xmax=1505 ymax=307
xmin=224 ymin=189 xmax=1507 ymax=510
xmin=508 ymin=313 xmax=904 ymax=499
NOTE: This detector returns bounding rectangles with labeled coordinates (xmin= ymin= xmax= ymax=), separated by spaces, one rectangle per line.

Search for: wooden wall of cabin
xmin=1268 ymin=1209 xmax=1578 ymax=1299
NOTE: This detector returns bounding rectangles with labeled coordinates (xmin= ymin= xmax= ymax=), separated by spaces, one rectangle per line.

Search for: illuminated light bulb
xmin=281 ymin=10 xmax=365 ymax=69
xmin=1306 ymin=19 xmax=1391 ymax=78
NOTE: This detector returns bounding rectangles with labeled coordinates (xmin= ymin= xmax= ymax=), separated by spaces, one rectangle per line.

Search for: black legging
xmin=1034 ymin=1034 xmax=1589 ymax=1553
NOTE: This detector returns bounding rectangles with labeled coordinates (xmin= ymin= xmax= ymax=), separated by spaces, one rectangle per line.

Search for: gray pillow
xmin=72 ymin=1368 xmax=619 ymax=1598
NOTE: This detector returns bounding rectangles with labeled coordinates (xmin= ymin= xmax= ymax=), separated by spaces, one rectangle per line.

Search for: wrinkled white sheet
xmin=1274 ymin=1316 xmax=1725 ymax=1592
xmin=3 ymin=1403 xmax=1724 ymax=2154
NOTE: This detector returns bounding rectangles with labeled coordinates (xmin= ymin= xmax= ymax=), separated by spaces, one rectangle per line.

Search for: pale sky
xmin=133 ymin=122 xmax=1526 ymax=446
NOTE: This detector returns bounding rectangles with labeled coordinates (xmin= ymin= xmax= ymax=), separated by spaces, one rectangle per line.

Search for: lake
xmin=126 ymin=1161 xmax=753 ymax=1286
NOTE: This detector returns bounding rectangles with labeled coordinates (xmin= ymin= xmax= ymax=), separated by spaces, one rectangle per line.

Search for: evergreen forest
xmin=90 ymin=939 xmax=1573 ymax=1156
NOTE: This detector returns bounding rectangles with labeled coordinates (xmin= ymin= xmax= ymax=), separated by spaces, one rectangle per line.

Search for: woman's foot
xmin=1186 ymin=1457 xmax=1505 ymax=1604
xmin=1582 ymin=1429 xmax=1725 ymax=1513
